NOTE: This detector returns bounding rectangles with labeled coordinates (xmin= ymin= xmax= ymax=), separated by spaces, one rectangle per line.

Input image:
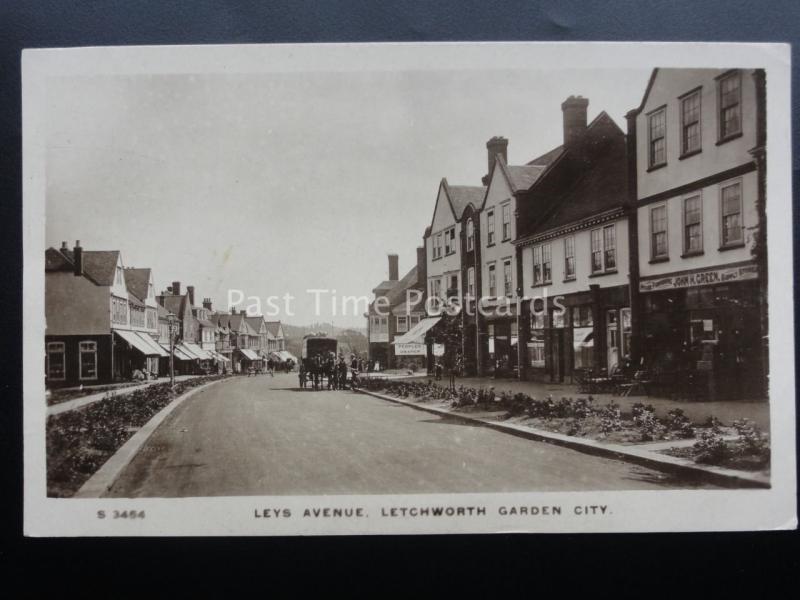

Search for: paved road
xmin=107 ymin=374 xmax=716 ymax=497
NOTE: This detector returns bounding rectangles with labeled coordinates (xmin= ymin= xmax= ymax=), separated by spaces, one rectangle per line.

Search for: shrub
xmin=694 ymin=429 xmax=728 ymax=464
xmin=732 ymin=419 xmax=770 ymax=459
xmin=665 ymin=408 xmax=695 ymax=439
xmin=599 ymin=402 xmax=623 ymax=434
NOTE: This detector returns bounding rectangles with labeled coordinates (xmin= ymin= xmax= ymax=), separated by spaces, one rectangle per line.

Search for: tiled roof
xmin=447 ymin=184 xmax=486 ymax=220
xmin=81 ymin=251 xmax=120 ymax=286
xmin=504 ymin=163 xmax=548 ymax=193
xmin=45 ymin=247 xmax=73 ymax=271
xmin=123 ymin=268 xmax=151 ymax=302
xmin=265 ymin=321 xmax=283 ymax=337
xmin=127 ymin=292 xmax=146 ymax=308
xmin=526 ymin=145 xmax=564 ymax=167
xmin=158 ymin=294 xmax=190 ymax=319
xmin=244 ymin=316 xmax=266 ymax=332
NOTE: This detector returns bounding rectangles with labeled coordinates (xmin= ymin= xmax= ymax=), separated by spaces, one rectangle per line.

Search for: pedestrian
xmin=299 ymin=364 xmax=307 ymax=389
xmin=435 ymin=361 xmax=443 ymax=381
xmin=267 ymin=358 xmax=274 ymax=376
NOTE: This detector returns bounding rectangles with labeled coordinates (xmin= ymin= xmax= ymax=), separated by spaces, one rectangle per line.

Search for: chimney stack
xmin=416 ymin=246 xmax=427 ymax=289
xmin=388 ymin=254 xmax=399 ymax=281
xmin=60 ymin=241 xmax=68 ymax=251
xmin=203 ymin=298 xmax=213 ymax=311
xmin=73 ymin=240 xmax=83 ymax=277
xmin=561 ymin=95 xmax=589 ymax=146
xmin=172 ymin=281 xmax=181 ymax=296
xmin=483 ymin=136 xmax=508 ymax=185
xmin=187 ymin=285 xmax=195 ymax=306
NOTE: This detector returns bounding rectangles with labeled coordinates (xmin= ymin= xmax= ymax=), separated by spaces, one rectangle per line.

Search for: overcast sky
xmin=45 ymin=67 xmax=651 ymax=327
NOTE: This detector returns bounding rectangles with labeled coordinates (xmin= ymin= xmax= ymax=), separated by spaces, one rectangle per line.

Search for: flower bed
xmin=361 ymin=379 xmax=770 ymax=470
xmin=46 ymin=375 xmax=229 ymax=497
xmin=46 ymin=381 xmax=143 ymax=406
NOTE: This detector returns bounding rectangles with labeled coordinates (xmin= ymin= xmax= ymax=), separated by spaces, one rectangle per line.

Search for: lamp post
xmin=167 ymin=312 xmax=178 ymax=389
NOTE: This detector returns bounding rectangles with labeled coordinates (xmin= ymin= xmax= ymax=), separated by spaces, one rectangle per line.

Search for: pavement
xmin=47 ymin=375 xmax=199 ymax=417
xmin=105 ymin=373 xmax=719 ymax=498
xmin=405 ymin=375 xmax=771 ymax=431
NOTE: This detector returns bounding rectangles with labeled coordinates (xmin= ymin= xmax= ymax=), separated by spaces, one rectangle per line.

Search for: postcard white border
xmin=23 ymin=42 xmax=796 ymax=536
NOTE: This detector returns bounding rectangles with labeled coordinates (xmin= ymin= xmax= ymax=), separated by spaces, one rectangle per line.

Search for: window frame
xmin=487 ymin=262 xmax=497 ymax=297
xmin=78 ymin=340 xmax=98 ymax=381
xmin=46 ymin=341 xmax=66 ymax=381
xmin=486 ymin=209 xmax=495 ymax=246
xmin=717 ymin=70 xmax=742 ymax=143
xmin=503 ymin=258 xmax=513 ymax=297
xmin=444 ymin=227 xmax=456 ymax=256
xmin=466 ymin=219 xmax=474 ymax=251
xmin=682 ymin=192 xmax=704 ymax=256
xmin=396 ymin=315 xmax=408 ymax=333
xmin=719 ymin=179 xmax=744 ymax=249
xmin=467 ymin=266 xmax=475 ymax=298
xmin=563 ymin=235 xmax=576 ymax=281
xmin=647 ymin=105 xmax=667 ymax=170
xmin=589 ymin=224 xmax=617 ymax=274
xmin=501 ymin=202 xmax=511 ymax=241
xmin=532 ymin=243 xmax=551 ymax=285
xmin=650 ymin=203 xmax=669 ymax=261
xmin=679 ymin=87 xmax=702 ymax=158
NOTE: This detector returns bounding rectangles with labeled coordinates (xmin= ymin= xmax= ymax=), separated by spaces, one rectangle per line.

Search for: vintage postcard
xmin=23 ymin=42 xmax=795 ymax=536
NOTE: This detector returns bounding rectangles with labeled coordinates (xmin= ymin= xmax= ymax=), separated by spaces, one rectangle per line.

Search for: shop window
xmin=648 ymin=107 xmax=667 ymax=168
xmin=532 ymin=311 xmax=546 ymax=330
xmin=680 ymin=89 xmax=702 ymax=156
xmin=572 ymin=305 xmax=593 ymax=327
xmin=573 ymin=327 xmax=594 ymax=370
xmin=488 ymin=324 xmax=495 ymax=356
xmin=720 ymin=181 xmax=743 ymax=246
xmin=528 ymin=330 xmax=545 ymax=367
xmin=690 ymin=318 xmax=718 ymax=343
xmin=683 ymin=194 xmax=703 ymax=253
xmin=717 ymin=71 xmax=741 ymax=141
xmin=46 ymin=342 xmax=65 ymax=380
xmin=467 ymin=267 xmax=475 ymax=298
xmin=621 ymin=308 xmax=632 ymax=360
xmin=79 ymin=340 xmax=98 ymax=381
xmin=650 ymin=205 xmax=668 ymax=259
xmin=552 ymin=308 xmax=566 ymax=329
xmin=487 ymin=210 xmax=495 ymax=245
xmin=564 ymin=235 xmax=575 ymax=280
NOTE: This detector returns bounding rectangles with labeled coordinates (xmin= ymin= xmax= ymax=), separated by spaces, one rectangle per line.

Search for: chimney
xmin=484 ymin=136 xmax=508 ymax=185
xmin=388 ymin=254 xmax=399 ymax=281
xmin=187 ymin=285 xmax=195 ymax=306
xmin=73 ymin=240 xmax=83 ymax=277
xmin=60 ymin=241 xmax=68 ymax=251
xmin=203 ymin=298 xmax=213 ymax=311
xmin=561 ymin=95 xmax=589 ymax=146
xmin=172 ymin=281 xmax=181 ymax=296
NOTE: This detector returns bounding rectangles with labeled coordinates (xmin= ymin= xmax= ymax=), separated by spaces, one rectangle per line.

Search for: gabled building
xmin=514 ymin=97 xmax=630 ymax=383
xmin=265 ymin=321 xmax=286 ymax=351
xmin=367 ymin=251 xmax=427 ymax=370
xmin=626 ymin=68 xmax=767 ymax=400
xmin=474 ymin=137 xmax=562 ymax=376
xmin=45 ymin=241 xmax=167 ymax=387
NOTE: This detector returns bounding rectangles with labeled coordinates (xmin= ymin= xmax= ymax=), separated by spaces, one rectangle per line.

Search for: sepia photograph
xmin=22 ymin=42 xmax=795 ymax=536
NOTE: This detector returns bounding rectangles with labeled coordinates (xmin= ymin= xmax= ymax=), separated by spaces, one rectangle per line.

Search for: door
xmin=606 ymin=309 xmax=619 ymax=373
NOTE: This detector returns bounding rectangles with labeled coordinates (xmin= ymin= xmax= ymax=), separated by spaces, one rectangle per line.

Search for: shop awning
xmin=159 ymin=342 xmax=194 ymax=361
xmin=213 ymin=351 xmax=231 ymax=363
xmin=239 ymin=348 xmax=261 ymax=361
xmin=115 ymin=329 xmax=160 ymax=356
xmin=183 ymin=342 xmax=214 ymax=361
xmin=134 ymin=332 xmax=170 ymax=357
xmin=392 ymin=316 xmax=442 ymax=345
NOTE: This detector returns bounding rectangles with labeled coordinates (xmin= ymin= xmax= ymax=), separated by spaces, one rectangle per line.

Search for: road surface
xmin=107 ymin=373 xmax=716 ymax=497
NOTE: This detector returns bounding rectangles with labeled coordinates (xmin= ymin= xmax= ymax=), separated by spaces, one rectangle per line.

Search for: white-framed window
xmin=680 ymin=88 xmax=702 ymax=156
xmin=433 ymin=233 xmax=443 ymax=259
xmin=467 ymin=267 xmax=475 ymax=298
xmin=111 ymin=296 xmax=128 ymax=325
xmin=532 ymin=243 xmax=551 ymax=285
xmin=396 ymin=315 xmax=408 ymax=333
xmin=487 ymin=209 xmax=495 ymax=245
xmin=648 ymin=106 xmax=667 ymax=168
xmin=650 ymin=204 xmax=668 ymax=259
xmin=590 ymin=229 xmax=603 ymax=273
xmin=528 ymin=331 xmax=545 ymax=368
xmin=79 ymin=340 xmax=98 ymax=381
xmin=683 ymin=194 xmax=703 ymax=254
xmin=46 ymin=341 xmax=66 ymax=380
xmin=718 ymin=70 xmax=742 ymax=141
xmin=564 ymin=235 xmax=576 ymax=280
xmin=448 ymin=274 xmax=458 ymax=296
xmin=501 ymin=203 xmax=511 ymax=241
xmin=409 ymin=314 xmax=421 ymax=328
xmin=429 ymin=279 xmax=442 ymax=299
xmin=466 ymin=219 xmax=474 ymax=251
xmin=603 ymin=225 xmax=616 ymax=270
xmin=444 ymin=227 xmax=456 ymax=255
xmin=720 ymin=181 xmax=743 ymax=247
xmin=487 ymin=262 xmax=496 ymax=297
xmin=503 ymin=259 xmax=513 ymax=297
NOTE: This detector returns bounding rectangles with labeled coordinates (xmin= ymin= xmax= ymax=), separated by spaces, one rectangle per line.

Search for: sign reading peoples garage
xmin=639 ymin=264 xmax=758 ymax=293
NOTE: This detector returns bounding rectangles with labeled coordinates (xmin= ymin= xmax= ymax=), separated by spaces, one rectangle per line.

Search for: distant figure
xmin=435 ymin=361 xmax=443 ymax=381
xmin=299 ymin=364 xmax=307 ymax=389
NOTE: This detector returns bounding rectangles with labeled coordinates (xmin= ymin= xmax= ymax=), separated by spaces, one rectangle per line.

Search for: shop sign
xmin=639 ymin=264 xmax=757 ymax=293
xmin=394 ymin=343 xmax=426 ymax=356
xmin=433 ymin=343 xmax=445 ymax=357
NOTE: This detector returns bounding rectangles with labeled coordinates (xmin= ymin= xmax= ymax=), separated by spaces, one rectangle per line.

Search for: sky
xmin=45 ymin=67 xmax=651 ymax=327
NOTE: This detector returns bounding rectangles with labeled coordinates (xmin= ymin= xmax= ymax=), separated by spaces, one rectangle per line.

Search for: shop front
xmin=638 ymin=263 xmax=764 ymax=400
xmin=523 ymin=285 xmax=630 ymax=383
xmin=113 ymin=329 xmax=166 ymax=379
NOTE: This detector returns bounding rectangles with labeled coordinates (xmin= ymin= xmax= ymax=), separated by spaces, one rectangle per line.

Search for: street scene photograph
xmin=23 ymin=43 xmax=796 ymax=535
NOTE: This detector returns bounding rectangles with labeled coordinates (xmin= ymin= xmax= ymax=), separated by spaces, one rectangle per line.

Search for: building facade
xmin=627 ymin=68 xmax=767 ymax=400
